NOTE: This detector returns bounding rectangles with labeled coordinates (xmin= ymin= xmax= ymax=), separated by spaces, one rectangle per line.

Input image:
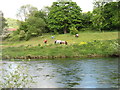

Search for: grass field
xmin=2 ymin=31 xmax=118 ymax=47
xmin=2 ymin=31 xmax=119 ymax=59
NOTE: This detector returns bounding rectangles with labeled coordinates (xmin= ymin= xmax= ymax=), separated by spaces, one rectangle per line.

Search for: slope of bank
xmin=2 ymin=31 xmax=118 ymax=47
xmin=2 ymin=39 xmax=119 ymax=59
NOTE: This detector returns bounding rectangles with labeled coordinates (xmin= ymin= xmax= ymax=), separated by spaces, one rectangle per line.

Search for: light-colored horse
xmin=54 ymin=40 xmax=67 ymax=45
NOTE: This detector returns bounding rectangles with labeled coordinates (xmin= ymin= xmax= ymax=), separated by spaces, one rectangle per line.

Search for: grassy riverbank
xmin=2 ymin=31 xmax=118 ymax=47
xmin=2 ymin=32 xmax=119 ymax=59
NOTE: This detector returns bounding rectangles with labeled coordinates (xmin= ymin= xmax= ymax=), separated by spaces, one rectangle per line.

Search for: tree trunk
xmin=64 ymin=27 xmax=67 ymax=34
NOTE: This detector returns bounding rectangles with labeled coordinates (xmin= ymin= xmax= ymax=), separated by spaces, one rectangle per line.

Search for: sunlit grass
xmin=2 ymin=31 xmax=118 ymax=47
xmin=2 ymin=39 xmax=119 ymax=59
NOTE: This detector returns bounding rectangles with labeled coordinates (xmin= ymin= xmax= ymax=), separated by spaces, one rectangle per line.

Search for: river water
xmin=1 ymin=57 xmax=119 ymax=88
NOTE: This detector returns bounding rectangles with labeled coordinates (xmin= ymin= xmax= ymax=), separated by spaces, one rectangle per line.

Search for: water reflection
xmin=1 ymin=57 xmax=119 ymax=88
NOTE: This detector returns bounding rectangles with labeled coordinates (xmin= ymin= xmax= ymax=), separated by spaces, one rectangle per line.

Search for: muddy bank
xmin=2 ymin=54 xmax=119 ymax=60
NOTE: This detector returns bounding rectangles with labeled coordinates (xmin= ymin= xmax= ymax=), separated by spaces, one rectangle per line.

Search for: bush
xmin=2 ymin=33 xmax=11 ymax=40
xmin=8 ymin=35 xmax=20 ymax=41
xmin=19 ymin=30 xmax=25 ymax=40
xmin=25 ymin=32 xmax=31 ymax=41
xmin=70 ymin=26 xmax=79 ymax=35
xmin=54 ymin=30 xmax=59 ymax=35
xmin=81 ymin=28 xmax=92 ymax=32
xmin=13 ymin=30 xmax=20 ymax=35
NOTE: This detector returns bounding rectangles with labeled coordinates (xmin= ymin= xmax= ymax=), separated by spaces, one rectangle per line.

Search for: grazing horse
xmin=54 ymin=40 xmax=67 ymax=45
xmin=75 ymin=34 xmax=79 ymax=37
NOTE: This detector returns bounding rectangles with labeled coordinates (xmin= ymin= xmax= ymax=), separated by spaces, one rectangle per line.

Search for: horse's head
xmin=65 ymin=41 xmax=67 ymax=45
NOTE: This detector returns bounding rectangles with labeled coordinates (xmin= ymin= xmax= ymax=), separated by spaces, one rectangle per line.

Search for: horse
xmin=75 ymin=34 xmax=79 ymax=37
xmin=54 ymin=40 xmax=67 ymax=45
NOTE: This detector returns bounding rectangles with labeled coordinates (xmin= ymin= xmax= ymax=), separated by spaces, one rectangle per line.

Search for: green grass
xmin=2 ymin=31 xmax=118 ymax=47
xmin=2 ymin=31 xmax=119 ymax=59
xmin=2 ymin=39 xmax=119 ymax=59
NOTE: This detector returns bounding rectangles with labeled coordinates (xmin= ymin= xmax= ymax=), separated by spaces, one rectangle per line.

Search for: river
xmin=0 ymin=57 xmax=119 ymax=88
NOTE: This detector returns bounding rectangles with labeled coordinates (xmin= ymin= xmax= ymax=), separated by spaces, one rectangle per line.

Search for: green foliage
xmin=93 ymin=0 xmax=109 ymax=9
xmin=92 ymin=7 xmax=105 ymax=31
xmin=19 ymin=30 xmax=26 ymax=40
xmin=102 ymin=1 xmax=120 ymax=30
xmin=25 ymin=32 xmax=31 ymax=41
xmin=0 ymin=11 xmax=8 ymax=34
xmin=26 ymin=16 xmax=46 ymax=35
xmin=81 ymin=12 xmax=92 ymax=29
xmin=13 ymin=29 xmax=20 ymax=35
xmin=19 ymin=21 xmax=28 ymax=32
xmin=92 ymin=1 xmax=120 ymax=31
xmin=2 ymin=17 xmax=8 ymax=29
xmin=14 ymin=12 xmax=47 ymax=41
xmin=8 ymin=35 xmax=20 ymax=41
xmin=70 ymin=26 xmax=78 ymax=35
xmin=4 ymin=1 xmax=119 ymax=42
xmin=48 ymin=1 xmax=82 ymax=34
xmin=6 ymin=18 xmax=19 ymax=28
xmin=16 ymin=4 xmax=48 ymax=39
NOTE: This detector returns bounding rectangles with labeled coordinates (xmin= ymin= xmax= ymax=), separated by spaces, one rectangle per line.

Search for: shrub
xmin=25 ymin=32 xmax=31 ymax=41
xmin=8 ymin=35 xmax=20 ymax=41
xmin=19 ymin=30 xmax=26 ymax=40
xmin=54 ymin=30 xmax=59 ymax=35
xmin=70 ymin=26 xmax=79 ymax=35
xmin=2 ymin=33 xmax=11 ymax=40
xmin=38 ymin=44 xmax=41 ymax=46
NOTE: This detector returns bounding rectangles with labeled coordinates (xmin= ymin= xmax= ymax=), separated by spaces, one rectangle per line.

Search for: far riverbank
xmin=2 ymin=39 xmax=119 ymax=60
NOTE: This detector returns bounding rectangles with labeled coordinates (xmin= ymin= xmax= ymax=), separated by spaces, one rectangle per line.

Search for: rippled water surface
xmin=1 ymin=57 xmax=119 ymax=88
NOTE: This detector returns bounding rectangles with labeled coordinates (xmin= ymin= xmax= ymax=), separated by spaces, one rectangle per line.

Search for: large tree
xmin=47 ymin=1 xmax=82 ymax=34
xmin=17 ymin=10 xmax=47 ymax=40
xmin=16 ymin=4 xmax=38 ymax=21
xmin=26 ymin=16 xmax=46 ymax=36
xmin=92 ymin=7 xmax=105 ymax=31
xmin=92 ymin=1 xmax=120 ymax=31
xmin=102 ymin=1 xmax=120 ymax=30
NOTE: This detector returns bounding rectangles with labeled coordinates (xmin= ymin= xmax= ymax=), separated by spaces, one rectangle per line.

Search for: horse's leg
xmin=55 ymin=41 xmax=56 ymax=44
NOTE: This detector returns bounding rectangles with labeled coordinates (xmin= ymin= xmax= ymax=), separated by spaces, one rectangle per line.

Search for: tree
xmin=47 ymin=1 xmax=82 ymax=34
xmin=16 ymin=4 xmax=38 ymax=21
xmin=0 ymin=11 xmax=7 ymax=35
xmin=26 ymin=16 xmax=46 ymax=36
xmin=92 ymin=1 xmax=120 ymax=31
xmin=93 ymin=0 xmax=113 ymax=9
xmin=81 ymin=11 xmax=93 ymax=29
xmin=102 ymin=1 xmax=120 ymax=30
xmin=17 ymin=13 xmax=46 ymax=40
xmin=15 ymin=5 xmax=47 ymax=40
xmin=92 ymin=7 xmax=105 ymax=31
xmin=6 ymin=18 xmax=19 ymax=28
xmin=33 ymin=10 xmax=47 ymax=24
